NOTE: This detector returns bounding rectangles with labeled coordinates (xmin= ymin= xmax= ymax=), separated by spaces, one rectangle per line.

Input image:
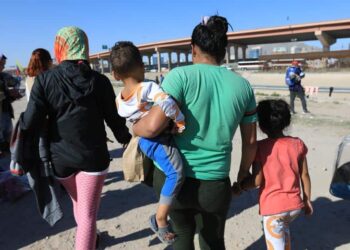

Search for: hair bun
xmin=206 ymin=16 xmax=228 ymax=35
xmin=191 ymin=15 xmax=229 ymax=63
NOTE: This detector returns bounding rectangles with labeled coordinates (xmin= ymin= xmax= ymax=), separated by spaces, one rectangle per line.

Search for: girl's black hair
xmin=257 ymin=99 xmax=291 ymax=136
xmin=191 ymin=15 xmax=229 ymax=63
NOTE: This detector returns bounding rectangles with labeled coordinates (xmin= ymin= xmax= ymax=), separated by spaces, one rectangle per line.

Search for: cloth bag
xmin=122 ymin=136 xmax=153 ymax=183
xmin=330 ymin=135 xmax=350 ymax=200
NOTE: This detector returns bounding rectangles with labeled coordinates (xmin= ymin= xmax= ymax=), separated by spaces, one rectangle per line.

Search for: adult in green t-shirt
xmin=134 ymin=15 xmax=257 ymax=249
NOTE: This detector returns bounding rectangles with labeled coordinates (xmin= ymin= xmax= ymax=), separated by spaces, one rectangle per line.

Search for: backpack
xmin=285 ymin=66 xmax=303 ymax=88
xmin=285 ymin=67 xmax=295 ymax=87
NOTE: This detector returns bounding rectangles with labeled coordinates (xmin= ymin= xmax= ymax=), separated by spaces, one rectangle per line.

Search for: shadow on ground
xmin=0 ymin=148 xmax=159 ymax=249
xmin=228 ymin=188 xmax=259 ymax=219
xmin=98 ymin=228 xmax=172 ymax=249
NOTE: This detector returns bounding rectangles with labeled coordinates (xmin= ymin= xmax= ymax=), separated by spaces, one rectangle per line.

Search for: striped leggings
xmin=57 ymin=169 xmax=107 ymax=250
xmin=263 ymin=209 xmax=301 ymax=250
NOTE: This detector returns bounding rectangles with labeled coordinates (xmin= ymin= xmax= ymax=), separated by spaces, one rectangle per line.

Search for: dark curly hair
xmin=110 ymin=41 xmax=143 ymax=77
xmin=257 ymin=99 xmax=291 ymax=136
xmin=191 ymin=15 xmax=229 ymax=63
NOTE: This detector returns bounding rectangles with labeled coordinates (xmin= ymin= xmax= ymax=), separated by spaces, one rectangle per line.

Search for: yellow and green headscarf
xmin=54 ymin=26 xmax=89 ymax=63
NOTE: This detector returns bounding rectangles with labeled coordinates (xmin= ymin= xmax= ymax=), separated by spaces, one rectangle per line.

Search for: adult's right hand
xmin=133 ymin=105 xmax=170 ymax=138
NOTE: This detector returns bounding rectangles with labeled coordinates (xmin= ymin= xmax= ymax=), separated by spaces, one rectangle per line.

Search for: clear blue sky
xmin=1 ymin=0 xmax=349 ymax=68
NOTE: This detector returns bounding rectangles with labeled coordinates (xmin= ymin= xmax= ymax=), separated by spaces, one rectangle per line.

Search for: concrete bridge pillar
xmin=315 ymin=30 xmax=336 ymax=52
xmin=108 ymin=59 xmax=112 ymax=73
xmin=147 ymin=55 xmax=152 ymax=67
xmin=167 ymin=52 xmax=171 ymax=70
xmin=225 ymin=45 xmax=231 ymax=64
xmin=186 ymin=53 xmax=191 ymax=63
xmin=100 ymin=58 xmax=104 ymax=74
xmin=156 ymin=49 xmax=161 ymax=72
xmin=241 ymin=45 xmax=247 ymax=60
xmin=233 ymin=45 xmax=239 ymax=62
xmin=185 ymin=53 xmax=189 ymax=63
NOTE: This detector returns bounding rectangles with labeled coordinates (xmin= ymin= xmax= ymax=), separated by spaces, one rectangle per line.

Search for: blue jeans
xmin=138 ymin=135 xmax=184 ymax=205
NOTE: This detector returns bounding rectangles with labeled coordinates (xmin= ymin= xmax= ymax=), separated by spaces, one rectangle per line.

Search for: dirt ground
xmin=0 ymin=72 xmax=349 ymax=250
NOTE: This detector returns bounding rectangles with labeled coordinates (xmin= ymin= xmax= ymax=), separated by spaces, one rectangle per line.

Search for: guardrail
xmin=251 ymin=85 xmax=350 ymax=93
xmin=110 ymin=80 xmax=350 ymax=94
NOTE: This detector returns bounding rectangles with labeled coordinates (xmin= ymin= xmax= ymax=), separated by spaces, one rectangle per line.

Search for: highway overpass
xmin=90 ymin=19 xmax=350 ymax=73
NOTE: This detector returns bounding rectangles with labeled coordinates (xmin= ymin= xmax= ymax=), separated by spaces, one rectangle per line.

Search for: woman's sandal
xmin=149 ymin=214 xmax=176 ymax=245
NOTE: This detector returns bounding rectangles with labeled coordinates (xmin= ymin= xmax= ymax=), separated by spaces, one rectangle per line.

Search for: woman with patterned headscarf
xmin=20 ymin=27 xmax=131 ymax=250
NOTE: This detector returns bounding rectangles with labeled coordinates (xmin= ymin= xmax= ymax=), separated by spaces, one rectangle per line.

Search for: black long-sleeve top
xmin=20 ymin=61 xmax=131 ymax=172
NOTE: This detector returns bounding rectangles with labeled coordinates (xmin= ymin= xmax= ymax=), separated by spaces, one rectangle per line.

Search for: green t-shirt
xmin=162 ymin=64 xmax=257 ymax=180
